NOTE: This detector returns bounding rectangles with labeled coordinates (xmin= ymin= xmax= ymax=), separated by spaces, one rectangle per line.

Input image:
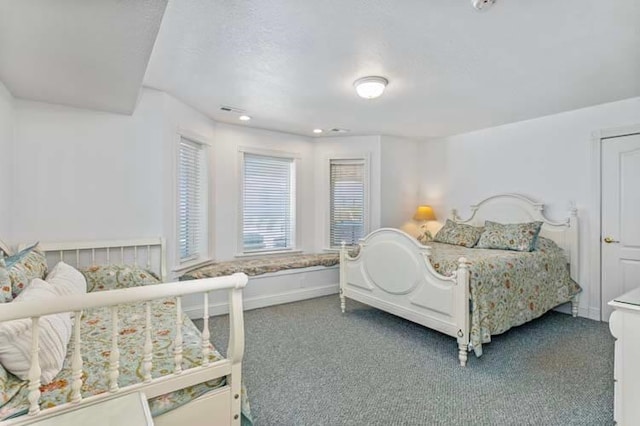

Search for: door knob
xmin=603 ymin=237 xmax=620 ymax=244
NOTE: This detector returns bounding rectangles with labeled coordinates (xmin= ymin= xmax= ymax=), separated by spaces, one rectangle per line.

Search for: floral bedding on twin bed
xmin=427 ymin=237 xmax=581 ymax=356
xmin=0 ymin=265 xmax=252 ymax=425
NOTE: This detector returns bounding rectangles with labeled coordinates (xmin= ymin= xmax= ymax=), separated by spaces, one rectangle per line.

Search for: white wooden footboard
xmin=340 ymin=228 xmax=471 ymax=366
xmin=0 ymin=273 xmax=248 ymax=426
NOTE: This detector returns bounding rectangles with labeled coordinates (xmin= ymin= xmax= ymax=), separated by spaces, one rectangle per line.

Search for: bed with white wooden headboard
xmin=2 ymin=238 xmax=248 ymax=426
xmin=35 ymin=237 xmax=167 ymax=281
xmin=339 ymin=194 xmax=579 ymax=367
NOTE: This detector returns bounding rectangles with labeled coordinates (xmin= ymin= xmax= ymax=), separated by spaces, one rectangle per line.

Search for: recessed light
xmin=313 ymin=129 xmax=323 ymax=134
xmin=330 ymin=128 xmax=350 ymax=133
xmin=354 ymin=76 xmax=388 ymax=99
xmin=239 ymin=115 xmax=251 ymax=121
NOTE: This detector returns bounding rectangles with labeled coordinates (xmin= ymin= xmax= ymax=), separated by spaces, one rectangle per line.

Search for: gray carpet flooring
xmin=196 ymin=296 xmax=614 ymax=426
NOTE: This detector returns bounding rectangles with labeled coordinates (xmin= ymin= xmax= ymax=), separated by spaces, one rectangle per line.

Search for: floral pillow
xmin=0 ymin=259 xmax=12 ymax=303
xmin=476 ymin=220 xmax=543 ymax=252
xmin=432 ymin=219 xmax=484 ymax=248
xmin=6 ymin=248 xmax=48 ymax=299
xmin=80 ymin=264 xmax=160 ymax=292
xmin=4 ymin=242 xmax=39 ymax=269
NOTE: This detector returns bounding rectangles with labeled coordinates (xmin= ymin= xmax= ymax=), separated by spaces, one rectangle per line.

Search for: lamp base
xmin=417 ymin=224 xmax=433 ymax=245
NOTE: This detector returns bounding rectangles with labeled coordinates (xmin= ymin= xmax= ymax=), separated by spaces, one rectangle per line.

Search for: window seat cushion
xmin=180 ymin=253 xmax=340 ymax=280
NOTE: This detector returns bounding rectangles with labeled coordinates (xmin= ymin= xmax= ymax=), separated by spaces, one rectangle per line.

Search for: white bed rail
xmin=29 ymin=238 xmax=167 ymax=282
xmin=0 ymin=273 xmax=248 ymax=425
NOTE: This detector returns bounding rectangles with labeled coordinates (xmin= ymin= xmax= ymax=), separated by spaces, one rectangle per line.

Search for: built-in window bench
xmin=179 ymin=253 xmax=340 ymax=318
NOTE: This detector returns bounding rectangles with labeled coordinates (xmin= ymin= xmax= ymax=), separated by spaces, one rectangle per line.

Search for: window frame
xmin=174 ymin=130 xmax=212 ymax=269
xmin=325 ymin=154 xmax=371 ymax=250
xmin=237 ymin=147 xmax=301 ymax=257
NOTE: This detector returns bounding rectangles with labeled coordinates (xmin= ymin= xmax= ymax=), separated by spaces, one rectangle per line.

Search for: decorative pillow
xmin=3 ymin=242 xmax=39 ymax=269
xmin=80 ymin=264 xmax=160 ymax=292
xmin=7 ymin=248 xmax=48 ymax=299
xmin=45 ymin=262 xmax=87 ymax=297
xmin=0 ymin=260 xmax=12 ymax=303
xmin=0 ymin=280 xmax=72 ymax=384
xmin=476 ymin=220 xmax=543 ymax=252
xmin=433 ymin=219 xmax=484 ymax=248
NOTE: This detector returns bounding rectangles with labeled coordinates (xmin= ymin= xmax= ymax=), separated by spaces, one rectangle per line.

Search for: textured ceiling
xmin=0 ymin=1 xmax=637 ymax=138
xmin=145 ymin=0 xmax=640 ymax=139
xmin=0 ymin=0 xmax=167 ymax=114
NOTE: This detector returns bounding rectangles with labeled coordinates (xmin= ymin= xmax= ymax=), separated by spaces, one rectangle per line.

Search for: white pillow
xmin=0 ymin=280 xmax=72 ymax=384
xmin=46 ymin=261 xmax=87 ymax=296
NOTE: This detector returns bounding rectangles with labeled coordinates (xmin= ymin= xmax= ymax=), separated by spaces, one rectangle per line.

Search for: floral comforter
xmin=428 ymin=237 xmax=581 ymax=356
xmin=0 ymin=267 xmax=252 ymax=424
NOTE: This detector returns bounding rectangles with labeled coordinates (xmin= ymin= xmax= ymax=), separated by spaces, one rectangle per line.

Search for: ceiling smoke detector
xmin=471 ymin=0 xmax=495 ymax=10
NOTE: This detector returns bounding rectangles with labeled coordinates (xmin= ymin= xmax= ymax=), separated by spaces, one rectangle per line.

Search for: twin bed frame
xmin=339 ymin=194 xmax=580 ymax=366
xmin=1 ymin=238 xmax=246 ymax=426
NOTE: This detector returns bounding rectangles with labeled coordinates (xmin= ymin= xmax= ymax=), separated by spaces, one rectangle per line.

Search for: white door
xmin=602 ymin=133 xmax=640 ymax=320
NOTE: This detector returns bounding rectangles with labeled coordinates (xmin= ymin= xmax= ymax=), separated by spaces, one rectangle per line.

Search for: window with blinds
xmin=241 ymin=153 xmax=296 ymax=253
xmin=330 ymin=159 xmax=366 ymax=248
xmin=177 ymin=137 xmax=207 ymax=263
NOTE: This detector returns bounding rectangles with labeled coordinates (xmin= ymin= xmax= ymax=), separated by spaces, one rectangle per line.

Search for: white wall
xmin=380 ymin=136 xmax=419 ymax=233
xmin=10 ymin=89 xmax=418 ymax=266
xmin=0 ymin=81 xmax=14 ymax=242
xmin=12 ymin=89 xmax=166 ymax=245
xmin=10 ymin=90 xmax=320 ymax=271
xmin=418 ymin=96 xmax=640 ymax=320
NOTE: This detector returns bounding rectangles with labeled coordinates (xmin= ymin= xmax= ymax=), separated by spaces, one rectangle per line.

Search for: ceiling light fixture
xmin=238 ymin=115 xmax=251 ymax=121
xmin=313 ymin=129 xmax=323 ymax=134
xmin=354 ymin=76 xmax=388 ymax=99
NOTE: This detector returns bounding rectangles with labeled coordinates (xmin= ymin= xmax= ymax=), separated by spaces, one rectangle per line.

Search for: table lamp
xmin=413 ymin=205 xmax=436 ymax=243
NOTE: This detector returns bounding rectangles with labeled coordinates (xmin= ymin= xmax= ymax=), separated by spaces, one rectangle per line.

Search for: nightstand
xmin=609 ymin=287 xmax=640 ymax=425
xmin=27 ymin=392 xmax=154 ymax=426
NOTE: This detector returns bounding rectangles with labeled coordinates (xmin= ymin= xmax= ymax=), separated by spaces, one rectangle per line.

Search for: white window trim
xmin=173 ymin=129 xmax=213 ymax=271
xmin=323 ymin=153 xmax=371 ymax=251
xmin=236 ymin=146 xmax=301 ymax=257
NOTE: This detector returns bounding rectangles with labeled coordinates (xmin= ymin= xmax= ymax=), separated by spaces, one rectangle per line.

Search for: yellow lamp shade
xmin=413 ymin=205 xmax=436 ymax=221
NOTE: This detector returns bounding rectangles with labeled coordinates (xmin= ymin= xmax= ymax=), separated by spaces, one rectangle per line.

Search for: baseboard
xmin=554 ymin=303 xmax=600 ymax=321
xmin=588 ymin=307 xmax=602 ymax=322
xmin=185 ymin=283 xmax=339 ymax=318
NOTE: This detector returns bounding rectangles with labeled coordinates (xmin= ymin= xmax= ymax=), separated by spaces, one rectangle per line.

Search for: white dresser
xmin=609 ymin=287 xmax=640 ymax=425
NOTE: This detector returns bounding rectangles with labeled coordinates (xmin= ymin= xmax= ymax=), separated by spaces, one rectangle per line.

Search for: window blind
xmin=330 ymin=159 xmax=366 ymax=248
xmin=242 ymin=153 xmax=295 ymax=252
xmin=178 ymin=138 xmax=205 ymax=262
